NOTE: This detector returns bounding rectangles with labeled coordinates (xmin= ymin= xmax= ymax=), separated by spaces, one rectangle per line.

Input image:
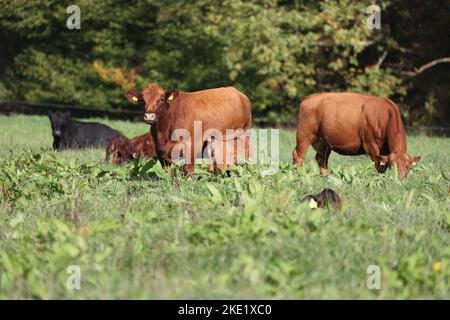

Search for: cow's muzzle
xmin=143 ymin=113 xmax=157 ymax=124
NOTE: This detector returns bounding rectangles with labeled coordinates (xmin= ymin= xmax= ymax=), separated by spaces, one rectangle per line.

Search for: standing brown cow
xmin=292 ymin=92 xmax=420 ymax=178
xmin=125 ymin=83 xmax=252 ymax=174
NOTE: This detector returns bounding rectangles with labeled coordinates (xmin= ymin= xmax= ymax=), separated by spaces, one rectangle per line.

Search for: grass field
xmin=0 ymin=114 xmax=449 ymax=299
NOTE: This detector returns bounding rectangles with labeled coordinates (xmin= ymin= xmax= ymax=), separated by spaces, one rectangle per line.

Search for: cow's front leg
xmin=160 ymin=157 xmax=171 ymax=172
xmin=365 ymin=142 xmax=388 ymax=174
xmin=155 ymin=141 xmax=174 ymax=173
xmin=156 ymin=148 xmax=168 ymax=169
xmin=182 ymin=140 xmax=196 ymax=176
xmin=371 ymin=156 xmax=389 ymax=173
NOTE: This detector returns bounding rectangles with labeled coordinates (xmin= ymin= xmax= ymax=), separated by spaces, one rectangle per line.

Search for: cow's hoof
xmin=183 ymin=165 xmax=195 ymax=176
xmin=293 ymin=157 xmax=304 ymax=166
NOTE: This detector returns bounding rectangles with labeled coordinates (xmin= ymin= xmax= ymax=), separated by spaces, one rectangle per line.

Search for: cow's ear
xmin=410 ymin=155 xmax=421 ymax=166
xmin=125 ymin=89 xmax=142 ymax=104
xmin=165 ymin=89 xmax=179 ymax=102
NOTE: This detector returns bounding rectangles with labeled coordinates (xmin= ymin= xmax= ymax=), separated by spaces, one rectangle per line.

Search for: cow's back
xmin=170 ymin=87 xmax=252 ymax=133
xmin=298 ymin=92 xmax=392 ymax=154
xmin=63 ymin=120 xmax=121 ymax=148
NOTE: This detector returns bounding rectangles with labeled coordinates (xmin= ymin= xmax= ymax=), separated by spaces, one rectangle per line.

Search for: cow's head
xmin=125 ymin=83 xmax=179 ymax=125
xmin=376 ymin=153 xmax=421 ymax=178
xmin=48 ymin=111 xmax=69 ymax=137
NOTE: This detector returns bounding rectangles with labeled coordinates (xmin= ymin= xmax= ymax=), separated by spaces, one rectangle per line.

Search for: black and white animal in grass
xmin=303 ymin=188 xmax=342 ymax=209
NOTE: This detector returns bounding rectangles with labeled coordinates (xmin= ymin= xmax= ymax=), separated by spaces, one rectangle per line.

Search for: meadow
xmin=0 ymin=114 xmax=449 ymax=299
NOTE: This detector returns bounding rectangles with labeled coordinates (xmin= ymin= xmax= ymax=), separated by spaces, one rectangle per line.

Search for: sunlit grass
xmin=0 ymin=114 xmax=449 ymax=299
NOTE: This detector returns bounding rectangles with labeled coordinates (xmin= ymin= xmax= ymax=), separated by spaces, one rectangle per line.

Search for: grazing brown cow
xmin=292 ymin=92 xmax=421 ymax=178
xmin=125 ymin=83 xmax=252 ymax=174
xmin=105 ymin=132 xmax=156 ymax=164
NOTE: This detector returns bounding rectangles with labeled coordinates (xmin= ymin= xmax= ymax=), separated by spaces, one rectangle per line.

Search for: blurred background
xmin=0 ymin=0 xmax=449 ymax=127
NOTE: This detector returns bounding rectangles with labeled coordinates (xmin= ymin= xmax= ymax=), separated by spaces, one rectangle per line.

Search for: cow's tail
xmin=238 ymin=91 xmax=252 ymax=130
xmin=236 ymin=91 xmax=253 ymax=162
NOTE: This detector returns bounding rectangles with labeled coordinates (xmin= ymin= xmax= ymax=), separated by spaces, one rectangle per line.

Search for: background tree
xmin=0 ymin=0 xmax=448 ymax=125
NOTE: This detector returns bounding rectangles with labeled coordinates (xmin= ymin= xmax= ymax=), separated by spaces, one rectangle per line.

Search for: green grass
xmin=0 ymin=114 xmax=449 ymax=299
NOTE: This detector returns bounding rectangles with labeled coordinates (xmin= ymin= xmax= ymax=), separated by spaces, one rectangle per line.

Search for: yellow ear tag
xmin=412 ymin=162 xmax=416 ymax=166
xmin=380 ymin=161 xmax=386 ymax=166
xmin=309 ymin=198 xmax=318 ymax=209
xmin=168 ymin=94 xmax=174 ymax=101
xmin=132 ymin=96 xmax=138 ymax=102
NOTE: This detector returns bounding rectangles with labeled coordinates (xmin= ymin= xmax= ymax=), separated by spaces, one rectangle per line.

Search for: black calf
xmin=48 ymin=111 xmax=123 ymax=150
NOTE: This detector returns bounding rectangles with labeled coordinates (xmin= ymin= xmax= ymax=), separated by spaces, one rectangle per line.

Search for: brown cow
xmin=105 ymin=132 xmax=156 ymax=164
xmin=292 ymin=92 xmax=420 ymax=178
xmin=125 ymin=83 xmax=252 ymax=174
xmin=105 ymin=135 xmax=133 ymax=164
xmin=130 ymin=132 xmax=156 ymax=159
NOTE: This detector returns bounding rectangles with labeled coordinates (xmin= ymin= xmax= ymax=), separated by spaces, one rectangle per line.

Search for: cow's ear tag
xmin=132 ymin=96 xmax=138 ymax=102
xmin=309 ymin=198 xmax=318 ymax=209
xmin=380 ymin=161 xmax=386 ymax=166
xmin=412 ymin=161 xmax=416 ymax=166
xmin=168 ymin=94 xmax=174 ymax=101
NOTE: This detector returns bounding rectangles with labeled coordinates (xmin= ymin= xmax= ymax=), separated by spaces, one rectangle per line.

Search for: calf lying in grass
xmin=105 ymin=135 xmax=134 ymax=164
xmin=49 ymin=111 xmax=122 ymax=150
xmin=303 ymin=188 xmax=342 ymax=209
xmin=105 ymin=132 xmax=156 ymax=164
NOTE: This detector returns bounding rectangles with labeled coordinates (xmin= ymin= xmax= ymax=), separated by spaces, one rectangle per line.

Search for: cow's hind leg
xmin=293 ymin=134 xmax=316 ymax=167
xmin=206 ymin=137 xmax=218 ymax=175
xmin=312 ymin=140 xmax=331 ymax=176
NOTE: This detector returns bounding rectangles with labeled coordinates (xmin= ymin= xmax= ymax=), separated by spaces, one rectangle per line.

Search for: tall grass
xmin=0 ymin=115 xmax=449 ymax=299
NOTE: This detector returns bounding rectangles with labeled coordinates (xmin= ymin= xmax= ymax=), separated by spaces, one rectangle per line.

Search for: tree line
xmin=0 ymin=0 xmax=449 ymax=125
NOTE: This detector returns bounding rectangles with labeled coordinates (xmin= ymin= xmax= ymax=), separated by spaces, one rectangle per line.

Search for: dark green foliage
xmin=0 ymin=1 xmax=449 ymax=123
